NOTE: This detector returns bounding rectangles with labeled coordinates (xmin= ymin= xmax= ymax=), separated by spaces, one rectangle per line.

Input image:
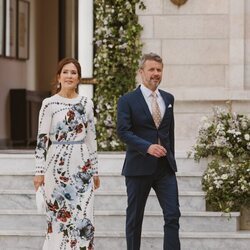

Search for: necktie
xmin=151 ymin=92 xmax=162 ymax=128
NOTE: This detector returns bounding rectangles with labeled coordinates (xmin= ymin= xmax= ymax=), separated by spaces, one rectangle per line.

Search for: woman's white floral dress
xmin=35 ymin=94 xmax=98 ymax=250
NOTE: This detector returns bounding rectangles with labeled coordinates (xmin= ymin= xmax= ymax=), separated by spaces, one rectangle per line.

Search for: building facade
xmin=0 ymin=0 xmax=249 ymax=152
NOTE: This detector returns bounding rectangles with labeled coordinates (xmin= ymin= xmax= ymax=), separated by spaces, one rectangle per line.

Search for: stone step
xmin=0 ymin=153 xmax=35 ymax=172
xmin=0 ymin=152 xmax=207 ymax=173
xmin=94 ymin=231 xmax=250 ymax=250
xmin=0 ymin=173 xmax=33 ymax=190
xmin=0 ymin=171 xmax=203 ymax=192
xmin=0 ymin=230 xmax=249 ymax=250
xmin=95 ymin=210 xmax=240 ymax=233
xmin=93 ymin=172 xmax=203 ymax=192
xmin=1 ymin=151 xmax=247 ymax=250
xmin=98 ymin=152 xmax=207 ymax=173
xmin=0 ymin=210 xmax=240 ymax=233
xmin=0 ymin=189 xmax=206 ymax=211
xmin=95 ymin=190 xmax=205 ymax=212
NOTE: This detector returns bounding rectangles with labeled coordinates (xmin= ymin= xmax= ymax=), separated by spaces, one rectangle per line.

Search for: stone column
xmin=78 ymin=0 xmax=93 ymax=78
xmin=78 ymin=0 xmax=94 ymax=98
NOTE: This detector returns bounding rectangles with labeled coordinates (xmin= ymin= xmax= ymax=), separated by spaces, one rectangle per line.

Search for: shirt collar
xmin=140 ymin=84 xmax=160 ymax=98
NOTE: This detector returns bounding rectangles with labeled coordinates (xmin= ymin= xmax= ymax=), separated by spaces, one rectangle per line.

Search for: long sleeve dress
xmin=35 ymin=94 xmax=98 ymax=250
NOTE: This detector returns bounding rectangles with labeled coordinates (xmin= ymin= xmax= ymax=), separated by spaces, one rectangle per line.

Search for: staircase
xmin=0 ymin=151 xmax=249 ymax=250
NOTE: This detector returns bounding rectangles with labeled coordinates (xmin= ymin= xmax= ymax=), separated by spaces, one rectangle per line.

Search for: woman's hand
xmin=33 ymin=175 xmax=45 ymax=191
xmin=93 ymin=176 xmax=100 ymax=190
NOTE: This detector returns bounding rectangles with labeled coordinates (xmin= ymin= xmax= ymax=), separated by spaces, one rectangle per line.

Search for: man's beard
xmin=150 ymin=78 xmax=161 ymax=87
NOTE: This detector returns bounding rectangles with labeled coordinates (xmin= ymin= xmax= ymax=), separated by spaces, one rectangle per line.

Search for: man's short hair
xmin=139 ymin=53 xmax=163 ymax=69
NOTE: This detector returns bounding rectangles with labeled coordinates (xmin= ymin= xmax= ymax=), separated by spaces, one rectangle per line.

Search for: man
xmin=117 ymin=53 xmax=181 ymax=250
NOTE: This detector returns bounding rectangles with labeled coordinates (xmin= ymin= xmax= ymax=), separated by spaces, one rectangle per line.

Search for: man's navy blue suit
xmin=117 ymin=86 xmax=181 ymax=250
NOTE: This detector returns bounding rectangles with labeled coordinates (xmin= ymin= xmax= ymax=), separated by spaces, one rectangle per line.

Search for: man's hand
xmin=33 ymin=175 xmax=45 ymax=191
xmin=147 ymin=144 xmax=167 ymax=158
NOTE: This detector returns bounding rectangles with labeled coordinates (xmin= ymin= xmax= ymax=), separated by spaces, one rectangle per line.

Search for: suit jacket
xmin=117 ymin=86 xmax=177 ymax=176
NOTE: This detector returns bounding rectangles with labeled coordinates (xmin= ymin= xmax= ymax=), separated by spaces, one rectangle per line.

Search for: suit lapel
xmin=135 ymin=86 xmax=155 ymax=126
xmin=159 ymin=89 xmax=171 ymax=126
xmin=134 ymin=87 xmax=171 ymax=128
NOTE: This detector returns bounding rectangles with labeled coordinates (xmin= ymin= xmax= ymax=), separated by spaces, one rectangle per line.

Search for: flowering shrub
xmin=202 ymin=159 xmax=250 ymax=212
xmin=189 ymin=106 xmax=250 ymax=212
xmin=93 ymin=0 xmax=146 ymax=151
xmin=190 ymin=106 xmax=250 ymax=162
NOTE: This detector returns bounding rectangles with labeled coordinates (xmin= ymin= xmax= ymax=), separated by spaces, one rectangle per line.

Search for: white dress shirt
xmin=140 ymin=84 xmax=166 ymax=117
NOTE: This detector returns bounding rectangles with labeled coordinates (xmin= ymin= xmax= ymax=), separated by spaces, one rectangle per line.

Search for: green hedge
xmin=93 ymin=0 xmax=145 ymax=151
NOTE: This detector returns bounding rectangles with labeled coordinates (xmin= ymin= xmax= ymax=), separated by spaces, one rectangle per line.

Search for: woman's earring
xmin=57 ymin=82 xmax=61 ymax=89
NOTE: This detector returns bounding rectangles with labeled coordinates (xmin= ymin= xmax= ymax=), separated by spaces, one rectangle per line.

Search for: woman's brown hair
xmin=51 ymin=57 xmax=82 ymax=94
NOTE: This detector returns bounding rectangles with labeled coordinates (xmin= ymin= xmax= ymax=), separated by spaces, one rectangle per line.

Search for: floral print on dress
xmin=54 ymin=102 xmax=86 ymax=142
xmin=35 ymin=94 xmax=98 ymax=250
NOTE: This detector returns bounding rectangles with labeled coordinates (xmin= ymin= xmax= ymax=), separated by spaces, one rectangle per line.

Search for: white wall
xmin=0 ymin=0 xmax=33 ymax=141
xmin=0 ymin=0 xmax=58 ymax=142
xmin=0 ymin=60 xmax=27 ymax=140
xmin=246 ymin=0 xmax=250 ymax=89
xmin=137 ymin=0 xmax=250 ymax=152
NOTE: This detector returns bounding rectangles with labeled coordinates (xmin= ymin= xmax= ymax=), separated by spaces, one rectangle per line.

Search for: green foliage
xmin=202 ymin=158 xmax=250 ymax=213
xmin=189 ymin=106 xmax=250 ymax=213
xmin=93 ymin=0 xmax=146 ymax=151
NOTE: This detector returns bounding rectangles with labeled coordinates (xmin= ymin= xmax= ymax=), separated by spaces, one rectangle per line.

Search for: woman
xmin=33 ymin=58 xmax=100 ymax=250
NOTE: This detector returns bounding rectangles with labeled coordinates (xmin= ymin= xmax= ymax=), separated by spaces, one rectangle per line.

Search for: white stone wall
xmin=246 ymin=0 xmax=250 ymax=90
xmin=137 ymin=0 xmax=250 ymax=153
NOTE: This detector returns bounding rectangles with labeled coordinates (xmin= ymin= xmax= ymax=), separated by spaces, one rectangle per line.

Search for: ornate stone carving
xmin=170 ymin=0 xmax=188 ymax=7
